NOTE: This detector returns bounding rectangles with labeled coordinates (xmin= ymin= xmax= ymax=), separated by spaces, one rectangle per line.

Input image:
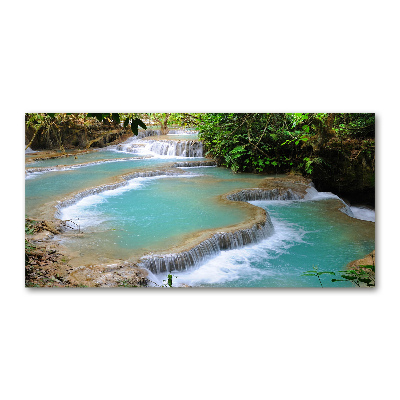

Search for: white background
xmin=1 ymin=1 xmax=398 ymax=399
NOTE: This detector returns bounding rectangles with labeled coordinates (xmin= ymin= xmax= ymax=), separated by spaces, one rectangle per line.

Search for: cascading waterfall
xmin=115 ymin=131 xmax=203 ymax=157
xmin=140 ymin=214 xmax=274 ymax=274
xmin=139 ymin=187 xmax=308 ymax=274
xmin=227 ymin=188 xmax=302 ymax=202
xmin=55 ymin=169 xmax=185 ymax=220
xmin=173 ymin=160 xmax=217 ymax=168
xmin=138 ymin=185 xmax=368 ymax=275
xmin=147 ymin=140 xmax=203 ymax=157
xmin=304 ymin=186 xmax=355 ymax=218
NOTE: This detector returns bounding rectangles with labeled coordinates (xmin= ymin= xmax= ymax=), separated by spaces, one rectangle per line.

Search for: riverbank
xmin=345 ymin=250 xmax=375 ymax=287
xmin=25 ymin=219 xmax=149 ymax=287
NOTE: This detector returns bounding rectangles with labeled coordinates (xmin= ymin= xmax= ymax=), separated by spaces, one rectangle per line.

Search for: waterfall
xmin=136 ymin=129 xmax=162 ymax=139
xmin=139 ymin=187 xmax=310 ymax=274
xmin=226 ymin=188 xmax=302 ymax=202
xmin=167 ymin=129 xmax=198 ymax=135
xmin=147 ymin=140 xmax=203 ymax=157
xmin=139 ymin=214 xmax=274 ymax=274
xmin=304 ymin=186 xmax=355 ymax=218
xmin=114 ymin=131 xmax=203 ymax=157
xmin=55 ymin=169 xmax=185 ymax=219
xmin=173 ymin=160 xmax=217 ymax=168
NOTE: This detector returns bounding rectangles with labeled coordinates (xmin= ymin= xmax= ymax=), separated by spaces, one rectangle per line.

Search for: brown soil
xmin=346 ymin=250 xmax=375 ymax=270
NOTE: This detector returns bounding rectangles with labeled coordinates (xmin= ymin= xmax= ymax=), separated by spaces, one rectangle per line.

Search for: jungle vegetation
xmin=197 ymin=113 xmax=375 ymax=205
xmin=25 ymin=112 xmax=375 ymax=205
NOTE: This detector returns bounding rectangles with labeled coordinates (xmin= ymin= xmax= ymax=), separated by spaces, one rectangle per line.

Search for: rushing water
xmin=25 ymin=157 xmax=185 ymax=215
xmin=25 ymin=132 xmax=375 ymax=287
xmin=152 ymin=197 xmax=374 ymax=287
xmin=55 ymin=167 xmax=274 ymax=265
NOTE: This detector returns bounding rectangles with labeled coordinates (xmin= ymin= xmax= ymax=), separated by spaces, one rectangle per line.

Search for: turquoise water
xmin=166 ymin=134 xmax=198 ymax=140
xmin=26 ymin=149 xmax=145 ymax=168
xmin=57 ymin=168 xmax=277 ymax=262
xmin=154 ymin=198 xmax=375 ymax=287
xmin=25 ymin=156 xmax=186 ymax=215
xmin=179 ymin=166 xmax=276 ymax=180
xmin=25 ymin=138 xmax=375 ymax=287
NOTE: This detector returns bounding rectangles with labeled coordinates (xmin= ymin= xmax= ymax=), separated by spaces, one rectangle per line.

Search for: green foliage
xmin=197 ymin=113 xmax=375 ymax=203
xmin=332 ymin=267 xmax=375 ymax=287
xmin=143 ymin=113 xmax=201 ymax=133
xmin=25 ymin=218 xmax=36 ymax=235
xmin=146 ymin=274 xmax=178 ymax=288
xmin=167 ymin=274 xmax=173 ymax=287
xmin=25 ymin=239 xmax=35 ymax=252
xmin=25 ymin=218 xmax=36 ymax=259
xmin=25 ymin=113 xmax=147 ymax=151
xmin=162 ymin=274 xmax=176 ymax=287
xmin=86 ymin=113 xmax=146 ymax=135
xmin=302 ymin=264 xmax=375 ymax=287
xmin=198 ymin=113 xmax=311 ymax=173
xmin=301 ymin=156 xmax=326 ymax=175
xmin=302 ymin=265 xmax=335 ymax=287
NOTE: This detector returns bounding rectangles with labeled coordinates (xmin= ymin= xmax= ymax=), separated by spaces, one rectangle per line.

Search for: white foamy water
xmin=303 ymin=186 xmax=340 ymax=201
xmin=303 ymin=187 xmax=375 ymax=222
xmin=167 ymin=130 xmax=198 ymax=135
xmin=303 ymin=187 xmax=356 ymax=217
xmin=151 ymin=187 xmax=373 ymax=287
xmin=350 ymin=206 xmax=375 ymax=222
xmin=25 ymin=158 xmax=142 ymax=179
xmin=153 ymin=217 xmax=306 ymax=287
xmin=59 ymin=178 xmax=146 ymax=228
xmin=25 ymin=171 xmax=45 ymax=180
xmin=59 ymin=174 xmax=201 ymax=228
xmin=113 ymin=135 xmax=203 ymax=158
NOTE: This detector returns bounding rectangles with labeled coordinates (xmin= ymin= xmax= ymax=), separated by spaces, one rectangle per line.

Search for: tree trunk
xmin=25 ymin=129 xmax=38 ymax=150
xmin=160 ymin=114 xmax=170 ymax=135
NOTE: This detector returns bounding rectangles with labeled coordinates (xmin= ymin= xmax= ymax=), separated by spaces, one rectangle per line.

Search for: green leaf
xmin=123 ymin=118 xmax=130 ymax=128
xmin=135 ymin=118 xmax=147 ymax=130
xmin=131 ymin=121 xmax=139 ymax=135
xmin=341 ymin=275 xmax=357 ymax=280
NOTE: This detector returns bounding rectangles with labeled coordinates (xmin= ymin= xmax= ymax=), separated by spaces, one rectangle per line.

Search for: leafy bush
xmin=198 ymin=113 xmax=307 ymax=173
